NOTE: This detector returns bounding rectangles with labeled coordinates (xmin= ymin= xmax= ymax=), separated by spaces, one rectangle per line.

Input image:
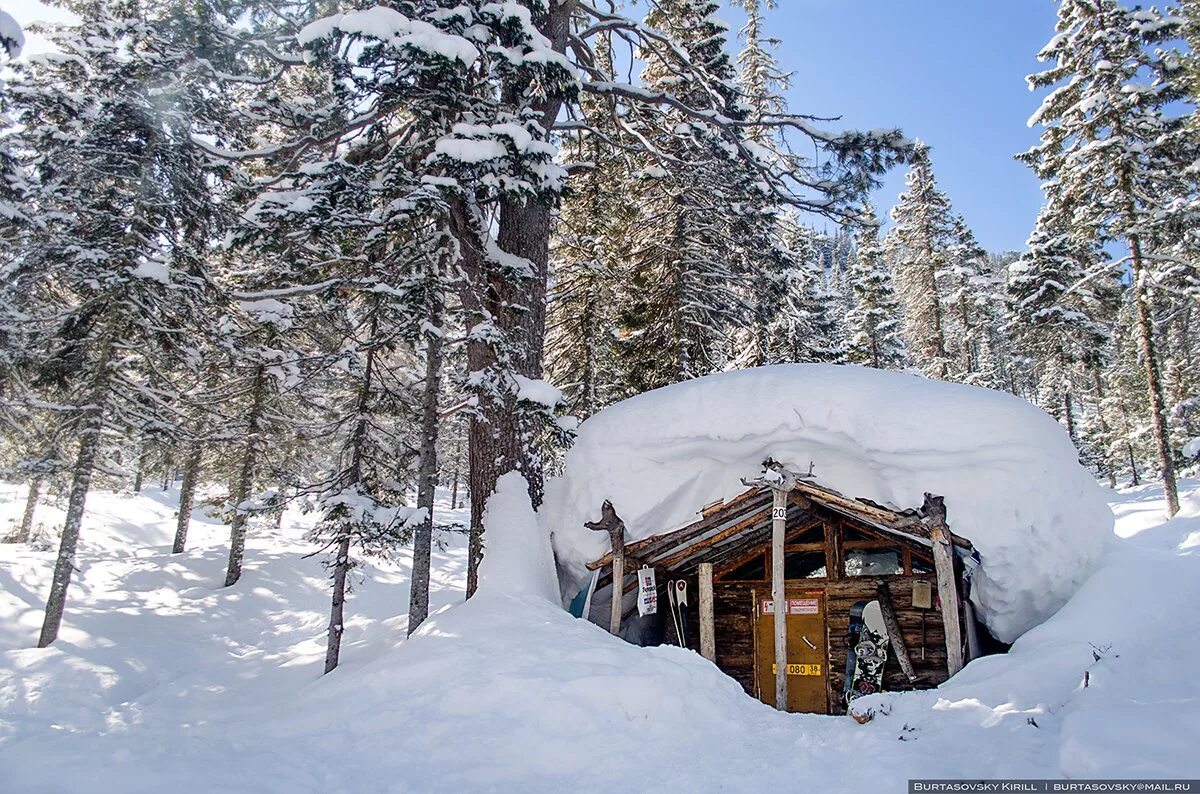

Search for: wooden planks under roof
xmin=586 ymin=479 xmax=972 ymax=574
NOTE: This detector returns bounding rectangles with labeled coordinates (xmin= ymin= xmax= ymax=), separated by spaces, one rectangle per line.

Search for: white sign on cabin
xmin=761 ymin=599 xmax=820 ymax=615
xmin=637 ymin=566 xmax=657 ymax=616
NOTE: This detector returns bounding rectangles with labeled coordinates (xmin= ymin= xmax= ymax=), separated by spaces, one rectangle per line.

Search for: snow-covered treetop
xmin=544 ymin=364 xmax=1112 ymax=642
xmin=0 ymin=7 xmax=22 ymax=59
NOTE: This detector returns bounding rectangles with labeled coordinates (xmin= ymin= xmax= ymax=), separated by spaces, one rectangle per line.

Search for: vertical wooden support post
xmin=741 ymin=459 xmax=798 ymax=711
xmin=963 ymin=599 xmax=981 ymax=663
xmin=770 ymin=485 xmax=788 ymax=709
xmin=698 ymin=562 xmax=715 ymax=662
xmin=586 ymin=501 xmax=626 ymax=637
xmin=923 ymin=493 xmax=964 ymax=676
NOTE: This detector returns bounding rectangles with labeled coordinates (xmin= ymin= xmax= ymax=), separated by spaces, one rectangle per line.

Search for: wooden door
xmin=754 ymin=592 xmax=828 ymax=713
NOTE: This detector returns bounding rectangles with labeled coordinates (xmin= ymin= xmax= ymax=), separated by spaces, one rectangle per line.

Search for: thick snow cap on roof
xmin=545 ymin=365 xmax=1112 ymax=643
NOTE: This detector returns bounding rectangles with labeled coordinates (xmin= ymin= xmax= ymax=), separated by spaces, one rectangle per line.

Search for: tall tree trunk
xmin=10 ymin=478 xmax=42 ymax=543
xmin=408 ymin=264 xmax=445 ymax=636
xmin=160 ymin=450 xmax=174 ymax=490
xmin=132 ymin=445 xmax=148 ymax=493
xmin=1090 ymin=364 xmax=1117 ymax=489
xmin=449 ymin=431 xmax=462 ymax=511
xmin=1128 ymin=236 xmax=1180 ymax=516
xmin=1061 ymin=353 xmax=1077 ymax=448
xmin=225 ymin=366 xmax=268 ymax=587
xmin=454 ymin=1 xmax=571 ymax=596
xmin=324 ymin=533 xmax=352 ymax=674
xmin=173 ymin=444 xmax=202 ymax=554
xmin=38 ymin=330 xmax=115 ymax=648
xmin=325 ymin=334 xmax=377 ymax=673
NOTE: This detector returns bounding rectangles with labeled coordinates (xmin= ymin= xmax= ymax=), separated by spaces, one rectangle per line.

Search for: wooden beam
xmin=698 ymin=563 xmax=715 ymax=662
xmin=770 ymin=484 xmax=788 ymax=709
xmin=586 ymin=489 xmax=773 ymax=570
xmin=655 ymin=505 xmax=773 ymax=570
xmin=923 ymin=493 xmax=964 ymax=676
xmin=875 ymin=579 xmax=918 ymax=683
xmin=586 ymin=501 xmax=626 ymax=636
xmin=740 ymin=460 xmax=799 ymax=711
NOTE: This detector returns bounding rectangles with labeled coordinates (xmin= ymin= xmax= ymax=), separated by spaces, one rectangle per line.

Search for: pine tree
xmin=1023 ymin=0 xmax=1189 ymax=515
xmin=845 ymin=206 xmax=907 ymax=370
xmin=886 ymin=143 xmax=956 ymax=380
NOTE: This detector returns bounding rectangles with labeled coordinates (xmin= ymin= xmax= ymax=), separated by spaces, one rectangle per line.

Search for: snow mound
xmin=545 ymin=365 xmax=1112 ymax=642
xmin=478 ymin=472 xmax=559 ymax=604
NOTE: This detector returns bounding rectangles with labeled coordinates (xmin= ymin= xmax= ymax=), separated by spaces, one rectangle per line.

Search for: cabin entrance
xmin=753 ymin=591 xmax=828 ymax=713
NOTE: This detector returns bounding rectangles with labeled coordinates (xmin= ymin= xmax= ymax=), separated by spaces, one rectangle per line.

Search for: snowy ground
xmin=1 ymin=478 xmax=1198 ymax=792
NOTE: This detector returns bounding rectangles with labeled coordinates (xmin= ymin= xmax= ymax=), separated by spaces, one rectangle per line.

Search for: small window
xmin=784 ymin=550 xmax=827 ymax=579
xmin=911 ymin=555 xmax=934 ymax=574
xmin=722 ymin=553 xmax=766 ymax=581
xmin=844 ymin=548 xmax=903 ymax=577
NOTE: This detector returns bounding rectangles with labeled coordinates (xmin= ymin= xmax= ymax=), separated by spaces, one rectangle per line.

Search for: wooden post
xmin=963 ymin=599 xmax=981 ymax=663
xmin=586 ymin=501 xmax=626 ymax=636
xmin=742 ymin=459 xmax=799 ymax=711
xmin=770 ymin=485 xmax=788 ymax=709
xmin=699 ymin=562 xmax=715 ymax=662
xmin=875 ymin=579 xmax=918 ymax=683
xmin=923 ymin=494 xmax=964 ymax=676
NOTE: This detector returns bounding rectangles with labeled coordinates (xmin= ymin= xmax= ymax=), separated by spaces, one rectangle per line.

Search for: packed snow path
xmin=1 ymin=480 xmax=1198 ymax=792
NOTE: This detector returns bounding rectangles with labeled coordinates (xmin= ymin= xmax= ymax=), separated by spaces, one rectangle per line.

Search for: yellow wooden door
xmin=755 ymin=592 xmax=828 ymax=713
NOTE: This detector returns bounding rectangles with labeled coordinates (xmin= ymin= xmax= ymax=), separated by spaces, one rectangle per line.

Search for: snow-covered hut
xmin=544 ymin=365 xmax=1112 ymax=715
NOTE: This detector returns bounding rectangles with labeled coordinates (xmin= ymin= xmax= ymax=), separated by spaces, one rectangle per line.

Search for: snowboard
xmin=844 ymin=599 xmax=889 ymax=712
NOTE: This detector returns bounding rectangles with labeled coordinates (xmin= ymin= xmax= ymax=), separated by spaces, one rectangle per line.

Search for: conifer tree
xmin=1023 ymin=0 xmax=1189 ymax=514
xmin=845 ymin=206 xmax=907 ymax=370
xmin=886 ymin=143 xmax=956 ymax=380
xmin=1 ymin=2 xmax=230 ymax=644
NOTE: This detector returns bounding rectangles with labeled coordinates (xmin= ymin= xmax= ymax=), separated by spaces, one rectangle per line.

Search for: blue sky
xmin=727 ymin=1 xmax=1061 ymax=252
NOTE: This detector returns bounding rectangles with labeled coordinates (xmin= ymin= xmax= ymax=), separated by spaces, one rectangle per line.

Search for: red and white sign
xmin=790 ymin=598 xmax=819 ymax=615
xmin=761 ymin=598 xmax=820 ymax=615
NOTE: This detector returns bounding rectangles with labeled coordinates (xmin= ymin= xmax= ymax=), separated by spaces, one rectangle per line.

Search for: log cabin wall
xmin=823 ymin=575 xmax=950 ymax=711
xmin=660 ymin=575 xmax=952 ymax=714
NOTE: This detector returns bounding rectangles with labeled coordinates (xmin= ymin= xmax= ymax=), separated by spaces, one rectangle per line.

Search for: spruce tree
xmin=1023 ymin=0 xmax=1189 ymax=514
xmin=886 ymin=143 xmax=956 ymax=380
xmin=846 ymin=206 xmax=907 ymax=370
xmin=1 ymin=2 xmax=229 ymax=644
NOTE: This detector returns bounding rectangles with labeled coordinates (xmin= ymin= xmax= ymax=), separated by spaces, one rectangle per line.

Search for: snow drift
xmin=545 ymin=365 xmax=1112 ymax=642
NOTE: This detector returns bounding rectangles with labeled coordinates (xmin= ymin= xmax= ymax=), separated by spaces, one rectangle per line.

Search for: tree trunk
xmin=1128 ymin=236 xmax=1180 ymax=516
xmin=1063 ymin=383 xmax=1077 ymax=449
xmin=449 ymin=432 xmax=462 ymax=511
xmin=173 ymin=444 xmax=202 ymax=554
xmin=12 ymin=478 xmax=42 ymax=543
xmin=453 ymin=1 xmax=572 ymax=597
xmin=132 ymin=445 xmax=148 ymax=493
xmin=1090 ymin=364 xmax=1117 ymax=489
xmin=160 ymin=450 xmax=174 ymax=490
xmin=323 ymin=533 xmax=351 ymax=674
xmin=38 ymin=328 xmax=115 ymax=647
xmin=408 ymin=264 xmax=445 ymax=636
xmin=325 ymin=331 xmax=377 ymax=673
xmin=225 ymin=366 xmax=268 ymax=587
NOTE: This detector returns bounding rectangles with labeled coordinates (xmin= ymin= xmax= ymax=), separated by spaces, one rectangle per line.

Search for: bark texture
xmin=225 ymin=366 xmax=268 ymax=587
xmin=408 ymin=268 xmax=445 ymax=635
xmin=173 ymin=444 xmax=202 ymax=554
xmin=38 ymin=330 xmax=114 ymax=647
